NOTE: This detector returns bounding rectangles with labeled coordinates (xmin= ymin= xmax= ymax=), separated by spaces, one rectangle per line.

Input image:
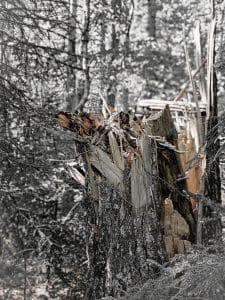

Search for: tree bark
xmin=203 ymin=72 xmax=222 ymax=244
xmin=74 ymin=0 xmax=91 ymax=111
xmin=82 ymin=137 xmax=165 ymax=299
xmin=67 ymin=0 xmax=79 ymax=112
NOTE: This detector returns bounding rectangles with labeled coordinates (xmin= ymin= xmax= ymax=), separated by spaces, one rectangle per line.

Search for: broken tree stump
xmin=54 ymin=100 xmax=220 ymax=298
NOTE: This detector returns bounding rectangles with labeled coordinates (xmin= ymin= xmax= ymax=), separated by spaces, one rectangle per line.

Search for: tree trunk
xmin=80 ymin=136 xmax=165 ymax=299
xmin=147 ymin=0 xmax=162 ymax=38
xmin=67 ymin=0 xmax=79 ymax=112
xmin=71 ymin=0 xmax=91 ymax=111
xmin=202 ymin=18 xmax=222 ymax=244
xmin=203 ymin=72 xmax=222 ymax=244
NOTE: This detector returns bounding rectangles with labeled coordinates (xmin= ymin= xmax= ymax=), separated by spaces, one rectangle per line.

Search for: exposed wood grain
xmin=183 ymin=26 xmax=202 ymax=149
xmin=108 ymin=131 xmax=125 ymax=170
xmin=89 ymin=145 xmax=123 ymax=187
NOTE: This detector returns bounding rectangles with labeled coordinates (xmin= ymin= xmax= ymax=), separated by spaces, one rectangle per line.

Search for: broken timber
xmin=54 ymin=95 xmax=221 ymax=299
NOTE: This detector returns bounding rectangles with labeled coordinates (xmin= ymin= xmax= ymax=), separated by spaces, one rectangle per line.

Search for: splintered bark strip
xmin=194 ymin=21 xmax=207 ymax=103
xmin=206 ymin=19 xmax=216 ymax=121
xmin=131 ymin=157 xmax=146 ymax=209
xmin=86 ymin=153 xmax=99 ymax=204
xmin=183 ymin=26 xmax=202 ymax=149
xmin=89 ymin=145 xmax=123 ymax=187
xmin=131 ymin=137 xmax=155 ymax=209
xmin=142 ymin=136 xmax=153 ymax=172
xmin=65 ymin=164 xmax=85 ymax=186
xmin=108 ymin=131 xmax=125 ymax=171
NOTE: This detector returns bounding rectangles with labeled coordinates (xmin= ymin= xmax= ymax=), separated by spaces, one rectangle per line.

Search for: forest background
xmin=1 ymin=0 xmax=225 ymax=299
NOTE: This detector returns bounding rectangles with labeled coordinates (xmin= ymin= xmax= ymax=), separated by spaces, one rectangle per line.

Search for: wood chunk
xmin=89 ymin=145 xmax=123 ymax=188
xmin=174 ymin=238 xmax=185 ymax=254
xmin=108 ymin=131 xmax=125 ymax=170
xmin=164 ymin=236 xmax=174 ymax=258
xmin=65 ymin=164 xmax=85 ymax=186
xmin=163 ymin=198 xmax=174 ymax=216
xmin=130 ymin=137 xmax=156 ymax=209
xmin=171 ymin=210 xmax=190 ymax=238
xmin=183 ymin=240 xmax=191 ymax=251
xmin=162 ymin=197 xmax=191 ymax=258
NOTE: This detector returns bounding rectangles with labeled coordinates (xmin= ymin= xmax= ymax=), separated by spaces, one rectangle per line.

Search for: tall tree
xmin=67 ymin=0 xmax=79 ymax=112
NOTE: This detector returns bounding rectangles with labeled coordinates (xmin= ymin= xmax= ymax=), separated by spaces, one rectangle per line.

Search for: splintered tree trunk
xmin=81 ymin=138 xmax=165 ymax=299
xmin=58 ymin=106 xmax=194 ymax=299
xmin=54 ymin=104 xmax=214 ymax=298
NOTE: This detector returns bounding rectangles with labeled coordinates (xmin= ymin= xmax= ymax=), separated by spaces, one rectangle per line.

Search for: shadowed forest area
xmin=1 ymin=0 xmax=225 ymax=299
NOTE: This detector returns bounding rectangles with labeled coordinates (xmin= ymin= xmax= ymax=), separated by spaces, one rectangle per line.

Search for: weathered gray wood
xmin=108 ymin=131 xmax=125 ymax=171
xmin=194 ymin=21 xmax=207 ymax=103
xmin=183 ymin=26 xmax=202 ymax=149
xmin=88 ymin=145 xmax=123 ymax=188
xmin=131 ymin=157 xmax=148 ymax=209
xmin=65 ymin=163 xmax=85 ymax=186
xmin=146 ymin=105 xmax=178 ymax=143
xmin=131 ymin=137 xmax=157 ymax=209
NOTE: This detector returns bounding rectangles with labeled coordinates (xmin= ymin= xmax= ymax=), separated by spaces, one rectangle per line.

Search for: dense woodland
xmin=1 ymin=0 xmax=225 ymax=299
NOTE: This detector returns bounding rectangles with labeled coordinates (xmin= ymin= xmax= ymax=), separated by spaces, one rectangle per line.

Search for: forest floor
xmin=1 ymin=240 xmax=225 ymax=300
